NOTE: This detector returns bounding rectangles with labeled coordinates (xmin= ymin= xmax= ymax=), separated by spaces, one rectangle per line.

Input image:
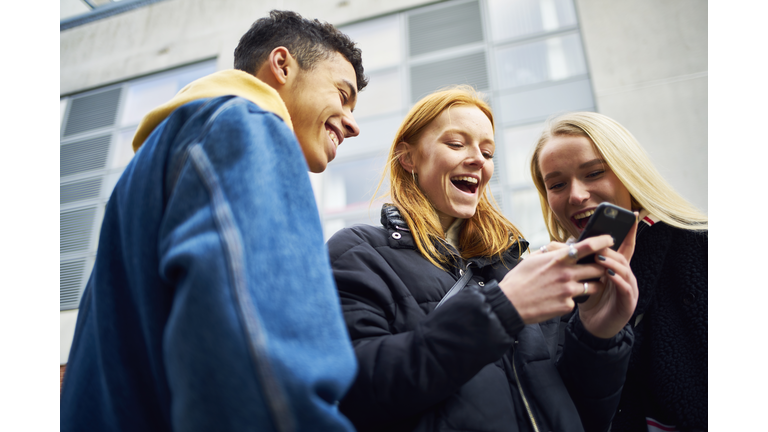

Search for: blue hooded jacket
xmin=60 ymin=71 xmax=357 ymax=432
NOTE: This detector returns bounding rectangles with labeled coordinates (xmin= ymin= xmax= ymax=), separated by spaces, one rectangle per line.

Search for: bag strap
xmin=435 ymin=266 xmax=474 ymax=309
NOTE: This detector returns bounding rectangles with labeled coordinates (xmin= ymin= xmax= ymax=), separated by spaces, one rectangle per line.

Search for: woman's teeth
xmin=451 ymin=176 xmax=478 ymax=184
xmin=574 ymin=209 xmax=595 ymax=220
xmin=573 ymin=209 xmax=595 ymax=229
xmin=451 ymin=176 xmax=479 ymax=194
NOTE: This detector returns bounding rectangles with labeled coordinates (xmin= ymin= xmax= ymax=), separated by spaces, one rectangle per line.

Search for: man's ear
xmin=256 ymin=47 xmax=295 ymax=87
xmin=396 ymin=141 xmax=416 ymax=173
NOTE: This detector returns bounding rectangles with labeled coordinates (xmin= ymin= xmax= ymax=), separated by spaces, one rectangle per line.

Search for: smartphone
xmin=573 ymin=202 xmax=636 ymax=303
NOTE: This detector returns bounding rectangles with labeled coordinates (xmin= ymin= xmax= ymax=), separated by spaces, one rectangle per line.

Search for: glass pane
xmin=502 ymin=123 xmax=545 ymax=186
xmin=61 ymin=98 xmax=68 ymax=128
xmin=111 ymin=128 xmax=137 ymax=169
xmin=488 ymin=0 xmax=577 ymax=42
xmin=339 ymin=14 xmax=401 ymax=71
xmin=353 ymin=68 xmax=402 ymax=120
xmin=495 ymin=33 xmax=587 ymax=90
xmin=120 ymin=62 xmax=216 ymax=126
xmin=497 ymin=77 xmax=594 ymax=125
xmin=336 ymin=112 xmax=403 ymax=161
xmin=506 ymin=188 xmax=550 ymax=249
xmin=410 ymin=51 xmax=488 ymax=103
xmin=322 ymin=156 xmax=388 ymax=214
xmin=324 ymin=219 xmax=347 ymax=241
xmin=102 ymin=171 xmax=123 ymax=202
xmin=323 ymin=211 xmax=382 ymax=239
xmin=339 ymin=213 xmax=381 ymax=228
xmin=408 ymin=0 xmax=483 ymax=56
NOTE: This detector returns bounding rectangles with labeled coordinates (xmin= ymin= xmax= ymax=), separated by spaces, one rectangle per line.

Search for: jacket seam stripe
xmin=188 ymin=143 xmax=295 ymax=432
xmin=166 ymin=97 xmax=243 ymax=197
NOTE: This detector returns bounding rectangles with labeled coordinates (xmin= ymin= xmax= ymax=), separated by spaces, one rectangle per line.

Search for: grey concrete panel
xmin=575 ymin=0 xmax=707 ymax=215
xmin=61 ymin=0 xmax=440 ymax=95
xmin=61 ymin=0 xmax=92 ymax=20
xmin=596 ymin=75 xmax=708 ymax=213
xmin=575 ymin=0 xmax=707 ymax=91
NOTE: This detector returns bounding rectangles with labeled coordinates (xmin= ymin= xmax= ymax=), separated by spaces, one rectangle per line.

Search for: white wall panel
xmin=594 ymin=75 xmax=708 ymax=212
xmin=576 ymin=0 xmax=707 ymax=212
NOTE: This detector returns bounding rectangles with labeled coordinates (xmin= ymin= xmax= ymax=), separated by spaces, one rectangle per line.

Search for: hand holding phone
xmin=573 ymin=202 xmax=636 ymax=303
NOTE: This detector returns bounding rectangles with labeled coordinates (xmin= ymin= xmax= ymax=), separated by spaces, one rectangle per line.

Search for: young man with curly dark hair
xmin=61 ymin=10 xmax=367 ymax=432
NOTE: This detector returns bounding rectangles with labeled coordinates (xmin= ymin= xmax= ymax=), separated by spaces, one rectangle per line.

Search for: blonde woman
xmin=530 ymin=111 xmax=707 ymax=432
xmin=327 ymin=88 xmax=638 ymax=432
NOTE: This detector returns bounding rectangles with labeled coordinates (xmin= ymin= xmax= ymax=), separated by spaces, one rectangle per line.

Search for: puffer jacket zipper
xmin=512 ymin=347 xmax=540 ymax=432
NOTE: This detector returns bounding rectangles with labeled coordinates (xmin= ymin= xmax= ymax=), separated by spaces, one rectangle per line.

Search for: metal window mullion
xmin=492 ymin=25 xmax=579 ymax=49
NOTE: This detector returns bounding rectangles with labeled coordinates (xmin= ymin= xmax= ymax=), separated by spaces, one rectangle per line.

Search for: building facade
xmin=60 ymin=0 xmax=707 ymax=363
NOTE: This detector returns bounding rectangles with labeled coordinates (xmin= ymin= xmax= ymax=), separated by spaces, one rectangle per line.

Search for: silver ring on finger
xmin=539 ymin=245 xmax=548 ymax=253
xmin=583 ymin=281 xmax=588 ymax=295
xmin=567 ymin=245 xmax=578 ymax=260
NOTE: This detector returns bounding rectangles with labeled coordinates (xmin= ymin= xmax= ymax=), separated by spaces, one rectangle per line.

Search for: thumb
xmin=618 ymin=212 xmax=639 ymax=262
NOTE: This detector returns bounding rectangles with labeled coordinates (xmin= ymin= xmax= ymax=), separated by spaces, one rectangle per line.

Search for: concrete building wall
xmin=576 ymin=0 xmax=708 ymax=212
xmin=60 ymin=0 xmax=440 ymax=95
xmin=61 ymin=0 xmax=91 ymax=20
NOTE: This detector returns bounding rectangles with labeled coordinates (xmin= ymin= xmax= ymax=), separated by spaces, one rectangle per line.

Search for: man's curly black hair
xmin=234 ymin=10 xmax=368 ymax=92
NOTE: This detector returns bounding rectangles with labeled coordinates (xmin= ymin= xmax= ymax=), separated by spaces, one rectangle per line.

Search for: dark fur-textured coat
xmin=611 ymin=221 xmax=707 ymax=431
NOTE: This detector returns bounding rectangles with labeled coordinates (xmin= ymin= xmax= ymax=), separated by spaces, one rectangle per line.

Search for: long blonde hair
xmin=375 ymin=86 xmax=525 ymax=269
xmin=530 ymin=111 xmax=708 ymax=242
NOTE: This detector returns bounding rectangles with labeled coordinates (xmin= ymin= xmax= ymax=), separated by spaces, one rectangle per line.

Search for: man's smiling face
xmin=283 ymin=52 xmax=360 ymax=173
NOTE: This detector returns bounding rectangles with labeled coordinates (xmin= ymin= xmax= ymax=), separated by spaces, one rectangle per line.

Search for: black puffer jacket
xmin=328 ymin=205 xmax=634 ymax=432
xmin=611 ymin=222 xmax=708 ymax=432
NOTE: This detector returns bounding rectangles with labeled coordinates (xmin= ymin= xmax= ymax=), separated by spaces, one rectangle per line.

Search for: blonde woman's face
xmin=411 ymin=105 xmax=495 ymax=232
xmin=538 ymin=135 xmax=632 ymax=239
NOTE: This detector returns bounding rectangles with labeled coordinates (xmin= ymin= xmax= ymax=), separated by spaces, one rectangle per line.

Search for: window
xmin=487 ymin=0 xmax=577 ymax=41
xmin=488 ymin=0 xmax=594 ymax=243
xmin=59 ymin=60 xmax=216 ymax=310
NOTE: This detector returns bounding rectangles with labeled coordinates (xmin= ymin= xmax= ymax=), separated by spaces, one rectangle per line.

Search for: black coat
xmin=611 ymin=222 xmax=708 ymax=431
xmin=327 ymin=206 xmax=634 ymax=432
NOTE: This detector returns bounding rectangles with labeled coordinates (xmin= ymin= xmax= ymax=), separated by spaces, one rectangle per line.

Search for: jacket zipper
xmin=458 ymin=260 xmax=472 ymax=278
xmin=512 ymin=349 xmax=540 ymax=432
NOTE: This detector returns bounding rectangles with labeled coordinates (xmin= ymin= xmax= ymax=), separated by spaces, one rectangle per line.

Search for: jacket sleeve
xmin=557 ymin=313 xmax=634 ymax=432
xmin=328 ymin=233 xmax=525 ymax=429
xmin=156 ymin=98 xmax=356 ymax=432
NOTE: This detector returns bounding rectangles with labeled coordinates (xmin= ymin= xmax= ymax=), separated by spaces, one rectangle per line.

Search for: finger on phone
xmin=572 ymin=263 xmax=605 ymax=281
xmin=575 ymin=234 xmax=614 ymax=257
xmin=617 ymin=212 xmax=639 ymax=261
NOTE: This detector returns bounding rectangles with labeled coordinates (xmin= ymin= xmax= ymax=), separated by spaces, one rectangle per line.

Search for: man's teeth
xmin=328 ymin=129 xmax=339 ymax=145
xmin=574 ymin=209 xmax=595 ymax=220
xmin=452 ymin=176 xmax=478 ymax=184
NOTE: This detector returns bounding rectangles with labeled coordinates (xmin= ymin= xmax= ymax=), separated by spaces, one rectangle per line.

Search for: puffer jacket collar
xmin=379 ymin=204 xmax=528 ymax=269
xmin=380 ymin=204 xmax=416 ymax=250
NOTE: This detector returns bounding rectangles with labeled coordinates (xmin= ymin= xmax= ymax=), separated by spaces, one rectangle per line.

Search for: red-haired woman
xmin=327 ymin=87 xmax=639 ymax=432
